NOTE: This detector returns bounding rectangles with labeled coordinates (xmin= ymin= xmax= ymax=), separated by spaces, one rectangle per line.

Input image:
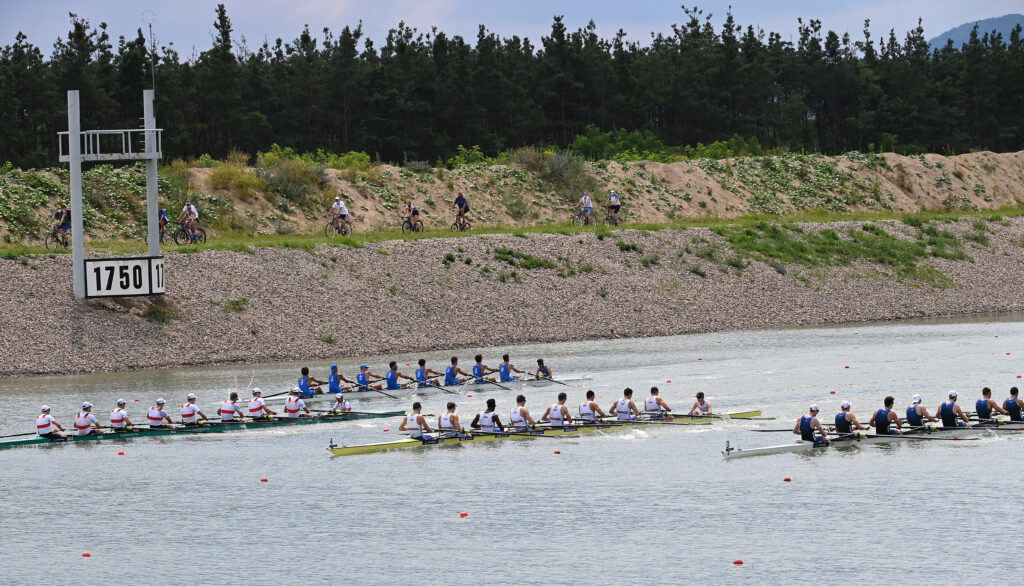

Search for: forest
xmin=1 ymin=4 xmax=1022 ymax=168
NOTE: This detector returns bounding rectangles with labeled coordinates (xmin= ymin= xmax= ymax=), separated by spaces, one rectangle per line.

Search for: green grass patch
xmin=224 ymin=297 xmax=248 ymax=312
xmin=616 ymin=240 xmax=642 ymax=253
xmin=493 ymin=247 xmax=556 ymax=269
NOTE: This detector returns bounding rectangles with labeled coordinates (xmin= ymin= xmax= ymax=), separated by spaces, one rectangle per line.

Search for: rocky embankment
xmin=2 ymin=217 xmax=1024 ymax=377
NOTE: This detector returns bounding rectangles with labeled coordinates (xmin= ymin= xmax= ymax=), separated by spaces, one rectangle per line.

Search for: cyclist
xmin=158 ymin=205 xmax=169 ymax=238
xmin=177 ymin=201 xmax=200 ymax=240
xmin=49 ymin=203 xmax=71 ymax=240
xmin=453 ymin=192 xmax=469 ymax=228
xmin=607 ymin=190 xmax=621 ymax=224
xmin=402 ymin=200 xmax=420 ymax=229
xmin=577 ymin=192 xmax=593 ymax=225
xmin=328 ymin=196 xmax=349 ymax=233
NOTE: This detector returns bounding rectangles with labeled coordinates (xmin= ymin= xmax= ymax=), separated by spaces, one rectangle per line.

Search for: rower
xmin=542 ymin=392 xmax=573 ymax=426
xmin=219 ymin=392 xmax=245 ymax=422
xmin=645 ymin=387 xmax=672 ymax=418
xmin=298 ymin=366 xmax=326 ymax=396
xmin=534 ymin=359 xmax=552 ymax=381
xmin=498 ymin=354 xmax=526 ymax=383
xmin=579 ymin=390 xmax=608 ymax=422
xmin=327 ymin=365 xmax=355 ymax=394
xmin=398 ymin=402 xmax=433 ymax=439
xmin=938 ymin=391 xmax=969 ymax=428
xmin=283 ymin=388 xmax=310 ymax=418
xmin=148 ymin=399 xmax=173 ymax=428
xmin=248 ymin=388 xmax=277 ymax=419
xmin=330 ymin=394 xmax=352 ymax=414
xmin=471 ymin=354 xmax=497 ymax=383
xmin=905 ymin=394 xmax=938 ymax=427
xmin=415 ymin=359 xmax=443 ymax=388
xmin=384 ymin=361 xmax=415 ymax=391
xmin=509 ymin=395 xmax=536 ymax=429
xmin=444 ymin=357 xmax=470 ymax=386
xmin=689 ymin=392 xmax=711 ymax=416
xmin=976 ymin=386 xmax=1008 ymax=423
xmin=74 ymin=402 xmax=102 ymax=436
xmin=472 ymin=398 xmax=505 ymax=432
xmin=793 ymin=404 xmax=828 ymax=444
xmin=36 ymin=406 xmax=65 ymax=439
xmin=180 ymin=393 xmax=209 ymax=425
xmin=1005 ymin=387 xmax=1023 ymax=422
xmin=609 ymin=388 xmax=641 ymax=421
xmin=439 ymin=402 xmax=464 ymax=433
xmin=834 ymin=401 xmax=867 ymax=434
xmin=869 ymin=396 xmax=902 ymax=435
xmin=110 ymin=399 xmax=134 ymax=431
xmin=356 ymin=364 xmax=385 ymax=391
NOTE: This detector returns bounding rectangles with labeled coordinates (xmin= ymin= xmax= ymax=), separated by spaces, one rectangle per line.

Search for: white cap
xmin=252 ymin=388 xmax=262 ymax=395
xmin=911 ymin=394 xmax=922 ymax=404
xmin=809 ymin=404 xmax=820 ymax=412
xmin=292 ymin=387 xmax=301 ymax=393
xmin=948 ymin=391 xmax=958 ymax=398
xmin=41 ymin=405 xmax=50 ymax=412
xmin=187 ymin=393 xmax=196 ymax=400
xmin=117 ymin=399 xmax=126 ymax=405
xmin=156 ymin=398 xmax=166 ymax=404
xmin=840 ymin=401 xmax=851 ymax=409
xmin=82 ymin=401 xmax=92 ymax=409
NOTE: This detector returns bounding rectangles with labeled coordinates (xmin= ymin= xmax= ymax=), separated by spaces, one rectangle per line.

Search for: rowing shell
xmin=459 ymin=375 xmax=593 ymax=390
xmin=0 ymin=411 xmax=404 ymax=451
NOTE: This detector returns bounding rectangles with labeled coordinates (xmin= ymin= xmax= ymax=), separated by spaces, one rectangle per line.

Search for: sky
xmin=2 ymin=0 xmax=1020 ymax=57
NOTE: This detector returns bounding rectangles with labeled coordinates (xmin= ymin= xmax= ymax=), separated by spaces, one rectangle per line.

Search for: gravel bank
xmin=2 ymin=218 xmax=1023 ymax=377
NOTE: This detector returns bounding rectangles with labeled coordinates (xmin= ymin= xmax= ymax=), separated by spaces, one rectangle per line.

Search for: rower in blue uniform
xmin=327 ymin=365 xmax=355 ymax=394
xmin=535 ymin=359 xmax=552 ymax=381
xmin=298 ymin=366 xmax=326 ymax=396
xmin=472 ymin=354 xmax=497 ymax=384
xmin=498 ymin=354 xmax=526 ymax=382
xmin=444 ymin=356 xmax=470 ymax=386
xmin=975 ymin=386 xmax=1008 ymax=424
xmin=793 ymin=404 xmax=828 ymax=444
xmin=385 ymin=361 xmax=415 ymax=390
xmin=905 ymin=394 xmax=938 ymax=427
xmin=1005 ymin=387 xmax=1023 ymax=422
xmin=869 ymin=396 xmax=902 ymax=435
xmin=938 ymin=391 xmax=969 ymax=428
xmin=834 ymin=401 xmax=867 ymax=434
xmin=356 ymin=364 xmax=385 ymax=391
xmin=415 ymin=359 xmax=443 ymax=387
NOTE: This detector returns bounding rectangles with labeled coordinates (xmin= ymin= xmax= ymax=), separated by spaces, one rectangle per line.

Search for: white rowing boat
xmin=458 ymin=374 xmax=592 ymax=390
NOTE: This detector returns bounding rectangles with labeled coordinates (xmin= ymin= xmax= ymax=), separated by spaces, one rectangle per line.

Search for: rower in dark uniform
xmin=793 ymin=404 xmax=828 ymax=444
xmin=905 ymin=394 xmax=938 ymax=427
xmin=975 ymin=386 xmax=1008 ymax=424
xmin=938 ymin=391 xmax=969 ymax=428
xmin=1004 ymin=387 xmax=1023 ymax=422
xmin=869 ymin=396 xmax=902 ymax=435
xmin=834 ymin=400 xmax=867 ymax=434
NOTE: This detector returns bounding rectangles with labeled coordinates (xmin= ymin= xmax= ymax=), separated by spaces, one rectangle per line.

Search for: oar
xmin=473 ymin=378 xmax=512 ymax=391
xmin=527 ymin=371 xmax=567 ymax=386
xmin=263 ymin=389 xmax=292 ymax=399
xmin=349 ymin=382 xmax=399 ymax=400
xmin=2 ymin=430 xmax=56 ymax=438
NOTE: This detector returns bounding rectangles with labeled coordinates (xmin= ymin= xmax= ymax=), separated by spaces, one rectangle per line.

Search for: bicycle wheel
xmin=401 ymin=220 xmax=412 ymax=234
xmin=173 ymin=228 xmax=189 ymax=245
xmin=451 ymin=222 xmax=460 ymax=232
xmin=340 ymin=223 xmax=351 ymax=236
xmin=414 ymin=220 xmax=423 ymax=232
xmin=45 ymin=233 xmax=57 ymax=250
xmin=325 ymin=223 xmax=338 ymax=238
xmin=194 ymin=228 xmax=207 ymax=244
xmin=571 ymin=214 xmax=584 ymax=227
xmin=461 ymin=221 xmax=471 ymax=231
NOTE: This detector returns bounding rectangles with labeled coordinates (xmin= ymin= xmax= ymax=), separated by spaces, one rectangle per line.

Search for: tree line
xmin=1 ymin=4 xmax=1022 ymax=169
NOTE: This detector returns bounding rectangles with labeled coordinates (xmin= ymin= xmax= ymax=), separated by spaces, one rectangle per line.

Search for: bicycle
xmin=45 ymin=229 xmax=71 ymax=250
xmin=401 ymin=217 xmax=424 ymax=233
xmin=173 ymin=221 xmax=207 ymax=245
xmin=571 ymin=209 xmax=594 ymax=227
xmin=602 ymin=208 xmax=621 ymax=227
xmin=450 ymin=218 xmax=471 ymax=232
xmin=324 ymin=217 xmax=351 ymax=238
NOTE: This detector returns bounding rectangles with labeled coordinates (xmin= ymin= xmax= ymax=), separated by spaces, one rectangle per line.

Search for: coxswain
xmin=534 ymin=359 xmax=553 ymax=381
xmin=327 ymin=365 xmax=355 ymax=394
xmin=439 ymin=402 xmax=464 ymax=433
xmin=645 ymin=387 xmax=672 ymax=418
xmin=36 ymin=406 xmax=65 ymax=439
xmin=579 ymin=390 xmax=609 ymax=422
xmin=938 ymin=391 xmax=969 ymax=427
xmin=298 ymin=366 xmax=326 ymax=396
xmin=180 ymin=393 xmax=209 ymax=425
xmin=384 ymin=361 xmax=415 ymax=391
xmin=471 ymin=398 xmax=505 ymax=432
xmin=498 ymin=354 xmax=526 ymax=383
xmin=542 ymin=392 xmax=573 ymax=426
xmin=443 ymin=357 xmax=470 ymax=386
xmin=110 ymin=399 xmax=134 ymax=431
xmin=148 ymin=399 xmax=173 ymax=428
xmin=219 ymin=392 xmax=245 ymax=422
xmin=247 ymin=388 xmax=276 ymax=419
xmin=905 ymin=394 xmax=938 ymax=427
xmin=509 ymin=395 xmax=536 ymax=429
xmin=689 ymin=392 xmax=711 ymax=415
xmin=471 ymin=354 xmax=498 ymax=384
xmin=74 ymin=402 xmax=102 ymax=436
xmin=283 ymin=388 xmax=310 ymax=418
xmin=869 ymin=396 xmax=903 ymax=435
xmin=793 ymin=404 xmax=828 ymax=444
xmin=415 ymin=359 xmax=443 ymax=387
xmin=398 ymin=402 xmax=433 ymax=439
xmin=1004 ymin=387 xmax=1023 ymax=422
xmin=330 ymin=394 xmax=352 ymax=414
xmin=834 ymin=401 xmax=867 ymax=434
xmin=975 ymin=386 xmax=1008 ymax=423
xmin=355 ymin=364 xmax=385 ymax=391
xmin=609 ymin=388 xmax=641 ymax=421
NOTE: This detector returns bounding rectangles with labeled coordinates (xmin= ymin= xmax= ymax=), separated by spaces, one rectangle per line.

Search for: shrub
xmin=194 ymin=154 xmax=217 ymax=168
xmin=616 ymin=240 xmax=642 ymax=253
xmin=493 ymin=247 xmax=556 ymax=269
xmin=209 ymin=163 xmax=246 ymax=190
xmin=447 ymin=145 xmax=488 ymax=168
xmin=403 ymin=160 xmax=433 ymax=174
xmin=224 ymin=297 xmax=248 ymax=312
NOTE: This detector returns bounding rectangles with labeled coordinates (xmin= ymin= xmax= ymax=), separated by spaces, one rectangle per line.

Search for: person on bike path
xmin=607 ymin=190 xmax=621 ymax=223
xmin=328 ymin=196 xmax=350 ymax=232
xmin=453 ymin=192 xmax=469 ymax=227
xmin=177 ymin=201 xmax=200 ymax=237
xmin=48 ymin=203 xmax=71 ymax=239
xmin=158 ymin=205 xmax=169 ymax=236
xmin=402 ymin=200 xmax=420 ymax=229
xmin=577 ymin=192 xmax=594 ymax=225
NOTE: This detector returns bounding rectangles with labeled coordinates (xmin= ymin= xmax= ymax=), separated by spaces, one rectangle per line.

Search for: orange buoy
xmin=733 ymin=559 xmax=743 ymax=565
xmin=459 ymin=512 xmax=468 ymax=518
xmin=82 ymin=552 xmax=91 ymax=558
xmin=134 ymin=399 xmax=139 ymax=402
xmin=117 ymin=451 xmax=125 ymax=456
xmin=260 ymin=477 xmax=268 ymax=482
xmin=784 ymin=477 xmax=791 ymax=482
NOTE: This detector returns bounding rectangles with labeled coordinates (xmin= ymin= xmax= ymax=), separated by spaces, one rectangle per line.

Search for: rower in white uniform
xmin=36 ymin=406 xmax=65 ymax=439
xmin=644 ymin=387 xmax=672 ymax=418
xmin=542 ymin=392 xmax=573 ymax=426
xmin=219 ymin=392 xmax=246 ymax=422
xmin=509 ymin=395 xmax=536 ymax=429
xmin=438 ymin=402 xmax=464 ymax=433
xmin=110 ymin=399 xmax=134 ymax=431
xmin=330 ymin=394 xmax=352 ymax=414
xmin=609 ymin=388 xmax=641 ymax=421
xmin=148 ymin=399 xmax=173 ymax=428
xmin=283 ymin=388 xmax=310 ymax=419
xmin=247 ymin=388 xmax=277 ymax=419
xmin=579 ymin=390 xmax=609 ymax=422
xmin=180 ymin=393 xmax=209 ymax=425
xmin=472 ymin=398 xmax=505 ymax=432
xmin=689 ymin=392 xmax=711 ymax=415
xmin=74 ymin=402 xmax=102 ymax=436
xmin=399 ymin=402 xmax=433 ymax=439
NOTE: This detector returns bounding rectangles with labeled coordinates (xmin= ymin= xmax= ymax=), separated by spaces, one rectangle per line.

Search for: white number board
xmin=84 ymin=256 xmax=165 ymax=298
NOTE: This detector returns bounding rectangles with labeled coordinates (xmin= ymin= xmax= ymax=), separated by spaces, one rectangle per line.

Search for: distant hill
xmin=929 ymin=14 xmax=1024 ymax=49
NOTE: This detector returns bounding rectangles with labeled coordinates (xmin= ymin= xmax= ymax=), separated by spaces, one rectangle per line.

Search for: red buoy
xmin=666 ymin=380 xmax=671 ymax=383
xmin=117 ymin=451 xmax=125 ymax=456
xmin=697 ymin=358 xmax=703 ymax=361
xmin=383 ymin=428 xmax=389 ymax=432
xmin=784 ymin=477 xmax=792 ymax=482
xmin=1007 ymin=353 xmax=1011 ymax=356
xmin=459 ymin=512 xmax=468 ymax=518
xmin=554 ymin=450 xmax=561 ymax=454
xmin=733 ymin=559 xmax=743 ymax=565
xmin=260 ymin=477 xmax=268 ymax=483
xmin=467 ymin=394 xmax=472 ymax=397
xmin=229 ymin=375 xmax=234 ymax=379
xmin=82 ymin=552 xmax=91 ymax=558
xmin=829 ymin=390 xmax=836 ymax=394
xmin=845 ymin=365 xmax=850 ymax=369
xmin=134 ymin=398 xmax=139 ymax=402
